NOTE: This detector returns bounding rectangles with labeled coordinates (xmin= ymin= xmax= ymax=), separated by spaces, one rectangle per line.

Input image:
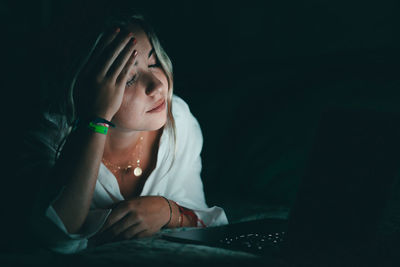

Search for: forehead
xmin=125 ymin=23 xmax=152 ymax=51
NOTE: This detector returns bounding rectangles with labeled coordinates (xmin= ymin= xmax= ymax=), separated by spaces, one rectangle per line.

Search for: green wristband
xmin=88 ymin=121 xmax=108 ymax=135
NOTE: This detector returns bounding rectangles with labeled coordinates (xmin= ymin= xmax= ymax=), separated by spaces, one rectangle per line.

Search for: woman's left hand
xmin=93 ymin=196 xmax=170 ymax=244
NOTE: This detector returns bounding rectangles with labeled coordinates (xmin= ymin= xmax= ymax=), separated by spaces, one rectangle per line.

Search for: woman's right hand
xmin=74 ymin=27 xmax=137 ymax=121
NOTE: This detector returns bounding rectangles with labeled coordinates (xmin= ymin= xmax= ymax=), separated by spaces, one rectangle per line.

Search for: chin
xmin=115 ymin=112 xmax=167 ymax=131
xmin=139 ymin=114 xmax=167 ymax=131
xmin=149 ymin=117 xmax=167 ymax=131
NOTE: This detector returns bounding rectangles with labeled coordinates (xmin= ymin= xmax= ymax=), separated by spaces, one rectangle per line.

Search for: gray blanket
xmin=1 ymin=205 xmax=399 ymax=267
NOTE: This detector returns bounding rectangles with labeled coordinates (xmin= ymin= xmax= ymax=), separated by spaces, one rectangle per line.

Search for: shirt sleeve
xmin=163 ymin=97 xmax=229 ymax=227
xmin=34 ymin=188 xmax=113 ymax=254
xmin=22 ymin=112 xmax=111 ymax=254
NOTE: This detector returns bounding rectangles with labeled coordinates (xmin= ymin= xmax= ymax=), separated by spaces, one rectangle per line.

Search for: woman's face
xmin=111 ymin=23 xmax=168 ymax=132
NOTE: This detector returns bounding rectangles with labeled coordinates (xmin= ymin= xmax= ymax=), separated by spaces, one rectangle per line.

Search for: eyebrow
xmin=134 ymin=48 xmax=154 ymax=66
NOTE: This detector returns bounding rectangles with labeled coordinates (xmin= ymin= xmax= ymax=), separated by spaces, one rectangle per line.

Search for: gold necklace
xmin=102 ymin=136 xmax=144 ymax=177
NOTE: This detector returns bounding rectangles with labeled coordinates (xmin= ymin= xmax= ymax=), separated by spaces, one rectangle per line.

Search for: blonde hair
xmin=58 ymin=13 xmax=176 ymax=175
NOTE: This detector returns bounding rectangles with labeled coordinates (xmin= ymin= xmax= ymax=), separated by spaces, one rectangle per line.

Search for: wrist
xmin=170 ymin=201 xmax=183 ymax=228
xmin=94 ymin=113 xmax=113 ymax=122
xmin=160 ymin=196 xmax=172 ymax=229
xmin=86 ymin=111 xmax=114 ymax=123
xmin=73 ymin=117 xmax=114 ymax=135
xmin=88 ymin=103 xmax=115 ymax=121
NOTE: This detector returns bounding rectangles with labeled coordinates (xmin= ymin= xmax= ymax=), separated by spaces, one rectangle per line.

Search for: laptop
xmin=162 ymin=110 xmax=400 ymax=263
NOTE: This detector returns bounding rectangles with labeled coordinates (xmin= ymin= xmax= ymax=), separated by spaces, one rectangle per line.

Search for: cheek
xmin=119 ymin=91 xmax=142 ymax=115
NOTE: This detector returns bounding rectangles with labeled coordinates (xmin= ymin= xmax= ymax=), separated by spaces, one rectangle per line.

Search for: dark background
xmin=2 ymin=0 xmax=400 ymax=252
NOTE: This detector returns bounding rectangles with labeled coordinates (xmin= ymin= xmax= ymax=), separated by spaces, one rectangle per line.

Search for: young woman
xmin=26 ymin=13 xmax=228 ymax=254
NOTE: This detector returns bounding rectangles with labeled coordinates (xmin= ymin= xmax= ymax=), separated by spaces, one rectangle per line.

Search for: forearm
xmin=51 ymin=126 xmax=107 ymax=234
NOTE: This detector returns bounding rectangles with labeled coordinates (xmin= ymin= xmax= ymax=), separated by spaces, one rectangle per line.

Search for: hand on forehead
xmin=122 ymin=23 xmax=152 ymax=59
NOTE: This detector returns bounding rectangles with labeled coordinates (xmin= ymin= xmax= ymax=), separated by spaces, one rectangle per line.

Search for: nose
xmin=141 ymin=71 xmax=164 ymax=96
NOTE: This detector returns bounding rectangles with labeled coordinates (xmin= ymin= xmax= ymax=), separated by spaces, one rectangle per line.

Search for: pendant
xmin=134 ymin=167 xmax=142 ymax=176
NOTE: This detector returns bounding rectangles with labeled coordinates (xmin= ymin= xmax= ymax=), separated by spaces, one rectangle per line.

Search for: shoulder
xmin=23 ymin=112 xmax=70 ymax=159
xmin=172 ymin=94 xmax=201 ymax=127
xmin=171 ymin=94 xmax=202 ymax=134
xmin=17 ymin=111 xmax=70 ymax=179
xmin=171 ymin=94 xmax=191 ymax=119
xmin=170 ymin=94 xmax=203 ymax=152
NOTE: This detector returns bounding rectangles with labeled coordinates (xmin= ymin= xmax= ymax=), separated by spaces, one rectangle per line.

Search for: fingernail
xmin=115 ymin=27 xmax=120 ymax=33
xmin=133 ymin=50 xmax=138 ymax=56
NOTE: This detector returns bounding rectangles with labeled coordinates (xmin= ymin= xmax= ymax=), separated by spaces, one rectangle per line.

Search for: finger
xmin=82 ymin=27 xmax=121 ymax=75
xmin=135 ymin=229 xmax=152 ymax=239
xmin=97 ymin=31 xmax=135 ymax=78
xmin=99 ymin=204 xmax=131 ymax=234
xmin=107 ymin=38 xmax=137 ymax=82
xmin=101 ymin=213 xmax=141 ymax=242
xmin=116 ymin=224 xmax=147 ymax=241
xmin=91 ymin=27 xmax=121 ymax=61
xmin=115 ymin=48 xmax=138 ymax=85
xmin=95 ymin=226 xmax=140 ymax=246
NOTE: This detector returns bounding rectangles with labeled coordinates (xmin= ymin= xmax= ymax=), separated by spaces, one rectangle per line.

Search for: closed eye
xmin=126 ymin=50 xmax=160 ymax=87
xmin=148 ymin=52 xmax=161 ymax=68
xmin=149 ymin=62 xmax=161 ymax=68
xmin=126 ymin=74 xmax=138 ymax=87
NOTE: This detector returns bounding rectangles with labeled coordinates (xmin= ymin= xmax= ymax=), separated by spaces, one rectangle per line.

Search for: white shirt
xmin=29 ymin=94 xmax=228 ymax=254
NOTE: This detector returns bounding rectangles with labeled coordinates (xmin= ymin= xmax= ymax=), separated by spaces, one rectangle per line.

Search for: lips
xmin=147 ymin=98 xmax=165 ymax=112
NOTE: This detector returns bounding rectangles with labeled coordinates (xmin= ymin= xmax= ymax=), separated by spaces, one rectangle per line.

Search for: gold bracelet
xmin=160 ymin=196 xmax=172 ymax=229
xmin=171 ymin=201 xmax=182 ymax=228
xmin=178 ymin=208 xmax=182 ymax=227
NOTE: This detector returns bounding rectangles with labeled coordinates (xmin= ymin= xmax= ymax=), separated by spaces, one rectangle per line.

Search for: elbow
xmin=52 ymin=201 xmax=85 ymax=235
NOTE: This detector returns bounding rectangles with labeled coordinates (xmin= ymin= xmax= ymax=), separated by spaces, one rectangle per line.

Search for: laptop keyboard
xmin=219 ymin=231 xmax=286 ymax=252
